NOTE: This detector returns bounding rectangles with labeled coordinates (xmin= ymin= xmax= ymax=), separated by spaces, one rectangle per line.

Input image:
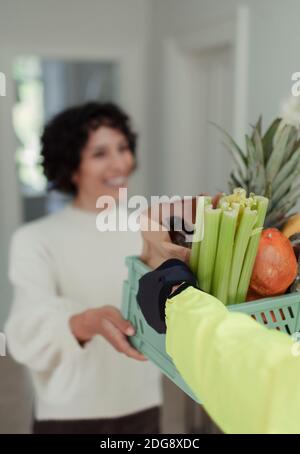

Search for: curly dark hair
xmin=41 ymin=102 xmax=137 ymax=194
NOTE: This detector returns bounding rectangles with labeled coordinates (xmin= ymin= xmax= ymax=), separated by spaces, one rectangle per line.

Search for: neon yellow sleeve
xmin=165 ymin=286 xmax=300 ymax=434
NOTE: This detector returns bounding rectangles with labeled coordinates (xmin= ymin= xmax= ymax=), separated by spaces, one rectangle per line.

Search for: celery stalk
xmin=189 ymin=241 xmax=201 ymax=276
xmin=189 ymin=196 xmax=205 ymax=275
xmin=211 ymin=207 xmax=239 ymax=304
xmin=227 ymin=207 xmax=257 ymax=305
xmin=235 ymin=196 xmax=269 ymax=304
xmin=197 ymin=205 xmax=221 ymax=293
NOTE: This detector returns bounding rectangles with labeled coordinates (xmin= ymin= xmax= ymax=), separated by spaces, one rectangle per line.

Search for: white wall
xmin=0 ymin=0 xmax=300 ymax=434
xmin=148 ymin=0 xmax=300 ymax=194
xmin=0 ymin=0 xmax=152 ymax=434
xmin=0 ymin=0 xmax=152 ymax=328
xmin=2 ymin=0 xmax=300 ymax=323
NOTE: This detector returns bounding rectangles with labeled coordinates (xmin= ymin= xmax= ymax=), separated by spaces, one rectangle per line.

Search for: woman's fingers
xmin=101 ymin=318 xmax=147 ymax=361
xmin=101 ymin=307 xmax=147 ymax=361
xmin=161 ymin=241 xmax=190 ymax=263
xmin=122 ymin=339 xmax=148 ymax=361
xmin=72 ymin=306 xmax=147 ymax=361
xmin=105 ymin=306 xmax=135 ymax=336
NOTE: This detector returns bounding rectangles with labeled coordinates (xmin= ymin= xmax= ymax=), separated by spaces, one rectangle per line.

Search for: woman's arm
xmin=5 ymin=226 xmax=144 ymax=403
xmin=69 ymin=306 xmax=145 ymax=360
xmin=166 ymin=286 xmax=300 ymax=434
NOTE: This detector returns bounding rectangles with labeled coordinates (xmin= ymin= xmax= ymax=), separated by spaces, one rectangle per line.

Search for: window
xmin=13 ymin=56 xmax=46 ymax=193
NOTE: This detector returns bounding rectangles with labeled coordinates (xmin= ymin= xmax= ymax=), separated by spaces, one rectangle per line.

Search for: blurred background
xmin=0 ymin=0 xmax=299 ymax=434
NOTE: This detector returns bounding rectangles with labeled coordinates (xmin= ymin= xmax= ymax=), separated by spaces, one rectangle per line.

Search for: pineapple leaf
xmin=282 ymin=127 xmax=298 ymax=164
xmin=272 ymin=181 xmax=300 ymax=212
xmin=223 ymin=115 xmax=300 ymax=228
xmin=251 ymin=115 xmax=262 ymax=140
xmin=264 ymin=182 xmax=273 ymax=200
xmin=253 ymin=128 xmax=265 ymax=166
xmin=229 ymin=170 xmax=244 ymax=189
xmin=262 ymin=118 xmax=281 ymax=163
xmin=245 ymin=135 xmax=266 ymax=195
xmin=271 ymin=167 xmax=300 ymax=208
xmin=294 ymin=138 xmax=300 ymax=154
xmin=266 ymin=125 xmax=292 ymax=183
xmin=256 ymin=115 xmax=263 ymax=135
xmin=211 ymin=122 xmax=247 ymax=173
xmin=275 ymin=190 xmax=300 ymax=220
xmin=222 ymin=141 xmax=247 ymax=183
xmin=265 ymin=203 xmax=299 ymax=228
xmin=272 ymin=146 xmax=300 ymax=190
xmin=265 ymin=209 xmax=289 ymax=229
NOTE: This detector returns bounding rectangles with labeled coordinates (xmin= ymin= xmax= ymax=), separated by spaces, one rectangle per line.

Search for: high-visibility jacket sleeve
xmin=165 ymin=286 xmax=300 ymax=434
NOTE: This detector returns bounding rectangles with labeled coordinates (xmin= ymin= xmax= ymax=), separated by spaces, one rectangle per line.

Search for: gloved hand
xmin=137 ymin=258 xmax=198 ymax=334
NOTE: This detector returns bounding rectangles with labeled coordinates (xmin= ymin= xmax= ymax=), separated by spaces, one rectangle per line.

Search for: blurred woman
xmin=5 ymin=103 xmax=162 ymax=434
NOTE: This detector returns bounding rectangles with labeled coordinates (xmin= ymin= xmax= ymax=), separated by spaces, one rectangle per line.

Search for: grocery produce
xmin=285 ymin=233 xmax=300 ymax=294
xmin=282 ymin=213 xmax=300 ymax=238
xmin=190 ymin=188 xmax=269 ymax=305
xmin=216 ymin=117 xmax=300 ymax=229
xmin=197 ymin=204 xmax=221 ymax=293
xmin=289 ymin=233 xmax=300 ymax=261
xmin=249 ymin=228 xmax=298 ymax=297
xmin=291 ymin=258 xmax=300 ymax=293
xmin=246 ymin=288 xmax=262 ymax=302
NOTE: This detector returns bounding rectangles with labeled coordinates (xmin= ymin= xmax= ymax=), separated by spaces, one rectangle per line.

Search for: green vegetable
xmin=211 ymin=207 xmax=239 ymax=304
xmin=191 ymin=188 xmax=268 ymax=305
xmin=197 ymin=205 xmax=221 ymax=293
xmin=189 ymin=196 xmax=205 ymax=274
xmin=236 ymin=196 xmax=269 ymax=304
xmin=227 ymin=206 xmax=257 ymax=305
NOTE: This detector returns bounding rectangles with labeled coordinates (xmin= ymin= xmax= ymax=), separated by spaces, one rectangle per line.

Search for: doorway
xmin=185 ymin=44 xmax=234 ymax=195
xmin=161 ymin=9 xmax=249 ymax=433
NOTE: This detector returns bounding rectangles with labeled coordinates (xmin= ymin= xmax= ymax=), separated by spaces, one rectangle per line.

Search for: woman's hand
xmin=140 ymin=194 xmax=222 ymax=269
xmin=69 ymin=306 xmax=146 ymax=361
xmin=140 ymin=201 xmax=193 ymax=269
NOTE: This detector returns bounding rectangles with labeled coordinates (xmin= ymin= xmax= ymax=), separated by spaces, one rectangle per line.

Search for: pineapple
xmin=217 ymin=117 xmax=300 ymax=228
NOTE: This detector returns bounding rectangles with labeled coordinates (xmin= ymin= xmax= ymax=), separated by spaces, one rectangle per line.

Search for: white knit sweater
xmin=5 ymin=205 xmax=162 ymax=420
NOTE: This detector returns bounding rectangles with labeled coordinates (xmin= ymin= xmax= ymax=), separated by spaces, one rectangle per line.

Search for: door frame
xmin=162 ymin=5 xmax=249 ymax=194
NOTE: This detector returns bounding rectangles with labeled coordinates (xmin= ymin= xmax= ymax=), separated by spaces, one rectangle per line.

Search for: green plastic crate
xmin=121 ymin=255 xmax=300 ymax=403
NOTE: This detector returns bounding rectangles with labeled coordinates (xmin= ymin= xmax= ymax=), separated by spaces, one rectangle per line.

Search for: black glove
xmin=137 ymin=259 xmax=198 ymax=334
